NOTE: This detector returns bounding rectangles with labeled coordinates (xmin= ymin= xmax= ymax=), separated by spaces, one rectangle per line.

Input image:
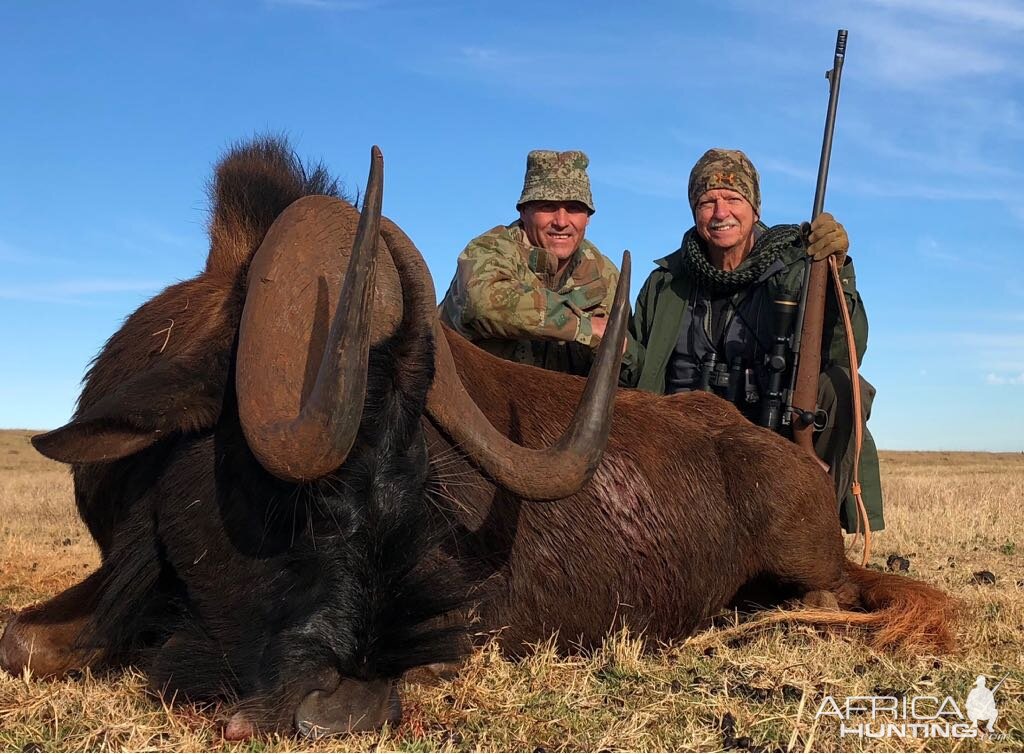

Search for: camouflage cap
xmin=687 ymin=148 xmax=760 ymax=216
xmin=516 ymin=149 xmax=596 ymax=214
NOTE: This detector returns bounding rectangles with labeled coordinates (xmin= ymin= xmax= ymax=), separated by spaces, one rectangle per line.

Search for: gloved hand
xmin=806 ymin=212 xmax=848 ymax=266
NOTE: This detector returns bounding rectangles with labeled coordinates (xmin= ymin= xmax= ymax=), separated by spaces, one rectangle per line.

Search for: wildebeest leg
xmin=769 ymin=520 xmax=862 ymax=611
xmin=715 ymin=425 xmax=861 ymax=611
xmin=800 ymin=589 xmax=840 ymax=610
xmin=766 ymin=522 xmax=861 ymax=611
xmin=0 ymin=568 xmax=107 ymax=678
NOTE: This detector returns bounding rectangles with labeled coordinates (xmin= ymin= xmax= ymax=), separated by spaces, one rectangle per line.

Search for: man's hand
xmin=591 ymin=315 xmax=628 ymax=356
xmin=806 ymin=212 xmax=848 ymax=266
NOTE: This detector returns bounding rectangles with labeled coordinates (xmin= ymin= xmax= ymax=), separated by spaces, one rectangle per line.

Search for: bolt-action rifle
xmin=759 ymin=31 xmax=848 ymax=449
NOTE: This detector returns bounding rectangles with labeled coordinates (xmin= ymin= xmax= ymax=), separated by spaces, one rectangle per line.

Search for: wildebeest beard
xmin=80 ymin=336 xmax=469 ymax=733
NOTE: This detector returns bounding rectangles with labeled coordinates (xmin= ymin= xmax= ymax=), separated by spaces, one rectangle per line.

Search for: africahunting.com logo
xmin=815 ymin=673 xmax=1009 ymax=740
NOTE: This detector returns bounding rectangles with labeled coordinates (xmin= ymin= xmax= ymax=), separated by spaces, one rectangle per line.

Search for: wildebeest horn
xmin=380 ymin=216 xmax=630 ymax=500
xmin=429 ymin=254 xmax=630 ymax=500
xmin=236 ymin=146 xmax=383 ymax=482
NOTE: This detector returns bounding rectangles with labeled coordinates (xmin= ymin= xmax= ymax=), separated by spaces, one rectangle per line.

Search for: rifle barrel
xmin=991 ymin=673 xmax=1010 ymax=693
xmin=812 ymin=29 xmax=847 ymax=220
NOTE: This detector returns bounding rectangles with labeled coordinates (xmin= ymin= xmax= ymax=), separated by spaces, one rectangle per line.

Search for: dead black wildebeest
xmin=0 ymin=137 xmax=953 ymax=739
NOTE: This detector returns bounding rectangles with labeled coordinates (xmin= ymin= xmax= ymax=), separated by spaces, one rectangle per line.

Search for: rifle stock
xmin=790 ymin=29 xmax=847 ymax=457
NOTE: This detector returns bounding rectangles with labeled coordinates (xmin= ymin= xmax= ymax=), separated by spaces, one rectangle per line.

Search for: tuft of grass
xmin=2 ymin=440 xmax=1023 ymax=751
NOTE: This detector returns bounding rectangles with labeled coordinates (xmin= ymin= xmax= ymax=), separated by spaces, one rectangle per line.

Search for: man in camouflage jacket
xmin=620 ymin=149 xmax=883 ymax=532
xmin=440 ymin=149 xmax=638 ymax=375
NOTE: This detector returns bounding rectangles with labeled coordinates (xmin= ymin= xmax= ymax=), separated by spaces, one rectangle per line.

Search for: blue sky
xmin=2 ymin=0 xmax=1022 ymax=451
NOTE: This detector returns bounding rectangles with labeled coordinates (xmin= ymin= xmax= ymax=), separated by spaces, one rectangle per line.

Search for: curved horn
xmin=429 ymin=253 xmax=630 ymax=500
xmin=236 ymin=146 xmax=384 ymax=482
xmin=380 ymin=216 xmax=630 ymax=500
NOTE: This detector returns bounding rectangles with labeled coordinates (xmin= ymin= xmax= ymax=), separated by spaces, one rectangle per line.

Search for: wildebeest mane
xmin=76 ymin=293 xmax=469 ymax=703
xmin=77 ymin=135 xmax=344 ymax=425
xmin=61 ymin=137 xmax=345 ymax=550
xmin=205 ymin=134 xmax=344 ymax=277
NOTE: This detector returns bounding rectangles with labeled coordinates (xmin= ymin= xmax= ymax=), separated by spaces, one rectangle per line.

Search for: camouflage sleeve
xmin=595 ymin=256 xmax=618 ymax=316
xmin=618 ymin=274 xmax=654 ymax=388
xmin=588 ymin=251 xmax=642 ymax=379
xmin=449 ymin=236 xmax=597 ymax=346
xmin=822 ymin=256 xmax=868 ymax=368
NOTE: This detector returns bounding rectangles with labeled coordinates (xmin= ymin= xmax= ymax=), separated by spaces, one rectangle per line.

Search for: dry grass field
xmin=1 ymin=429 xmax=1021 ymax=751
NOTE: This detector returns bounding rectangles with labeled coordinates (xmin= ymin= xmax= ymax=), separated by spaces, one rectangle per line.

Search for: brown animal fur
xmin=78 ymin=134 xmax=340 ymax=425
xmin=63 ymin=138 xmax=341 ymax=553
xmin=5 ymin=139 xmax=953 ymax=690
xmin=0 ymin=571 xmax=105 ymax=678
xmin=432 ymin=328 xmax=955 ymax=654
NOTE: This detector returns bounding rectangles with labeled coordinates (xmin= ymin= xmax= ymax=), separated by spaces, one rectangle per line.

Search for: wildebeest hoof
xmin=0 ymin=571 xmax=105 ymax=679
xmin=801 ymin=590 xmax=840 ymax=610
xmin=0 ymin=611 xmax=97 ymax=678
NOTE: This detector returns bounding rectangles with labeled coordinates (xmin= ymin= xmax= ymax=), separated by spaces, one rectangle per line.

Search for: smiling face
xmin=693 ymin=188 xmax=759 ymax=261
xmin=519 ymin=200 xmax=591 ymax=266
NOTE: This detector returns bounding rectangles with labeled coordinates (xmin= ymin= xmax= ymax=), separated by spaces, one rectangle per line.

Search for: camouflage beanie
xmin=516 ymin=149 xmax=596 ymax=215
xmin=687 ymin=148 xmax=761 ymax=216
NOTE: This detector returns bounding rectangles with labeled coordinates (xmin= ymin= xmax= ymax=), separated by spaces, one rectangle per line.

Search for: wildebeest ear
xmin=33 ymin=422 xmax=164 ymax=464
xmin=32 ymin=354 xmax=229 ymax=464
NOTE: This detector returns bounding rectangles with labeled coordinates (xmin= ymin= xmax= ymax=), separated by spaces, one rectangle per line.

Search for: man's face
xmin=694 ymin=188 xmax=758 ymax=254
xmin=519 ymin=201 xmax=590 ymax=261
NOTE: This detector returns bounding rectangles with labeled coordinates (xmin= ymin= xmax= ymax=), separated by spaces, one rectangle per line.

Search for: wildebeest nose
xmin=294 ymin=677 xmax=401 ymax=739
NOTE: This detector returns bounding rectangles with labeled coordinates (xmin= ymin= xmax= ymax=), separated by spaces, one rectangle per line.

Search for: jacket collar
xmin=652 ymin=222 xmax=781 ymax=282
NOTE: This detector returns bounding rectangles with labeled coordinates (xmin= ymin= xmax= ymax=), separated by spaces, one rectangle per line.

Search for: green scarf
xmin=681 ymin=224 xmax=802 ymax=294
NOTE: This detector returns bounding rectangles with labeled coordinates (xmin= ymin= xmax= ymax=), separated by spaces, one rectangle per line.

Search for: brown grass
xmin=1 ymin=430 xmax=1021 ymax=751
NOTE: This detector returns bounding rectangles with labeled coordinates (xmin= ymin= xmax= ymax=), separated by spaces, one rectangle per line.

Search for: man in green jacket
xmin=621 ymin=148 xmax=883 ymax=532
xmin=440 ymin=149 xmax=639 ymax=375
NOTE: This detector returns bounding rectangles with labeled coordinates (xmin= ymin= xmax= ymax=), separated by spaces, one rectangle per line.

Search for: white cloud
xmin=860 ymin=24 xmax=1007 ymax=88
xmin=985 ymin=372 xmax=1024 ymax=385
xmin=757 ymin=157 xmax=817 ymax=184
xmin=861 ymin=0 xmax=1024 ymax=31
xmin=459 ymin=46 xmax=500 ymax=63
xmin=833 ymin=112 xmax=1024 ymax=229
xmin=842 ymin=116 xmax=1024 ymax=182
xmin=747 ymin=0 xmax=1021 ymax=91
